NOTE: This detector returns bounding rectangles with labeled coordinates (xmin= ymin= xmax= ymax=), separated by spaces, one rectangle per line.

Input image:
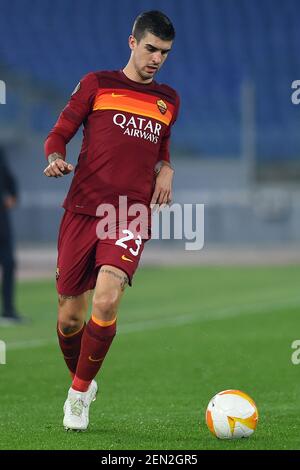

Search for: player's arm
xmin=150 ymin=156 xmax=174 ymax=209
xmin=43 ymin=73 xmax=98 ymax=178
xmin=151 ymin=94 xmax=180 ymax=209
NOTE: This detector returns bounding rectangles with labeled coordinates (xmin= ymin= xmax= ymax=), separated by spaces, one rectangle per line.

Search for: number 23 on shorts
xmin=115 ymin=229 xmax=142 ymax=257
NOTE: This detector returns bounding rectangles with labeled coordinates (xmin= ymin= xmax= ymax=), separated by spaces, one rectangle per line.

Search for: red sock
xmin=72 ymin=316 xmax=116 ymax=392
xmin=57 ymin=322 xmax=85 ymax=378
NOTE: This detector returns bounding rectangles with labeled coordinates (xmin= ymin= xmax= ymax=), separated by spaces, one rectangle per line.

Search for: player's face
xmin=130 ymin=32 xmax=173 ymax=81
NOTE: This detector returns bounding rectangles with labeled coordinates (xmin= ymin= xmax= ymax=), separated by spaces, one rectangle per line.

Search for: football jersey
xmin=44 ymin=70 xmax=180 ymax=217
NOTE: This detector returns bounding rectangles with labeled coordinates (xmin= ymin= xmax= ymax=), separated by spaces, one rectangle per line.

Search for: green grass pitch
xmin=0 ymin=265 xmax=300 ymax=450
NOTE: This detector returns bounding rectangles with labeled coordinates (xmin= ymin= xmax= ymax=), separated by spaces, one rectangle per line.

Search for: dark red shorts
xmin=56 ymin=210 xmax=148 ymax=296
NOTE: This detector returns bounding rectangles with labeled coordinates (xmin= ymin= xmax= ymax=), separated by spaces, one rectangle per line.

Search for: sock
xmin=72 ymin=316 xmax=117 ymax=392
xmin=57 ymin=322 xmax=85 ymax=378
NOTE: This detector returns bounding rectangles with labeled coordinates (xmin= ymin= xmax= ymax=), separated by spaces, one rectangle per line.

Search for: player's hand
xmin=44 ymin=158 xmax=74 ymax=177
xmin=150 ymin=164 xmax=174 ymax=211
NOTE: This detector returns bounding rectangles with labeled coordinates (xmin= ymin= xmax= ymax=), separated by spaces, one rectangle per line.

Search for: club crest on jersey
xmin=157 ymin=99 xmax=167 ymax=115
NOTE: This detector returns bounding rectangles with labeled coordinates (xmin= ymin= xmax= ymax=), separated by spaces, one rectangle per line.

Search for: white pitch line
xmin=6 ymin=338 xmax=57 ymax=350
xmin=119 ymin=296 xmax=300 ymax=333
xmin=4 ymin=296 xmax=300 ymax=352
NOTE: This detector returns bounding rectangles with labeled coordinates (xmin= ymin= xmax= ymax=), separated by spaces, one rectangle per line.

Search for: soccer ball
xmin=205 ymin=389 xmax=258 ymax=439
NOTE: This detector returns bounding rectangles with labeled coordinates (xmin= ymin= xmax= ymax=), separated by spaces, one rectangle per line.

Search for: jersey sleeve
xmin=44 ymin=72 xmax=98 ymax=159
xmin=158 ymin=92 xmax=180 ymax=164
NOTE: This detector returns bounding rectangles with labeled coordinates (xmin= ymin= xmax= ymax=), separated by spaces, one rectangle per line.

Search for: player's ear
xmin=128 ymin=35 xmax=137 ymax=51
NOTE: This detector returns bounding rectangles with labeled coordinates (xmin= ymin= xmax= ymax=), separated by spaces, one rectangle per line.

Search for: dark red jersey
xmin=45 ymin=70 xmax=180 ymax=216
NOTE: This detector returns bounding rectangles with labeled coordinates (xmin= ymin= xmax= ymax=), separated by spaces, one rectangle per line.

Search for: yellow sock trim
xmin=58 ymin=323 xmax=84 ymax=338
xmin=91 ymin=315 xmax=117 ymax=327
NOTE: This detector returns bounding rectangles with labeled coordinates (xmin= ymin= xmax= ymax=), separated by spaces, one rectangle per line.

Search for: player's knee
xmin=58 ymin=316 xmax=83 ymax=335
xmin=57 ymin=296 xmax=84 ymax=334
xmin=92 ymin=292 xmax=118 ymax=320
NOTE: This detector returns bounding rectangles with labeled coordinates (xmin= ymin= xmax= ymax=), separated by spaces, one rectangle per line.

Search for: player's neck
xmin=122 ymin=64 xmax=153 ymax=85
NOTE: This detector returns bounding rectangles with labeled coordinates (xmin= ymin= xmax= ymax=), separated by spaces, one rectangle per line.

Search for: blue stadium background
xmin=1 ymin=0 xmax=300 ymax=156
xmin=0 ymin=0 xmax=300 ymax=245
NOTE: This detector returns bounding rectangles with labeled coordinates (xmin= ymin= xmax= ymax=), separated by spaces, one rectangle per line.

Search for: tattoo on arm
xmin=48 ymin=152 xmax=64 ymax=164
xmin=99 ymin=268 xmax=129 ymax=291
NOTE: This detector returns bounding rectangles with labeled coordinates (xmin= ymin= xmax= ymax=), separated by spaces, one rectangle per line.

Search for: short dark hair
xmin=132 ymin=10 xmax=175 ymax=43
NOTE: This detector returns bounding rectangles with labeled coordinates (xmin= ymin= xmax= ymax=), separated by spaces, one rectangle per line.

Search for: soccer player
xmin=44 ymin=10 xmax=180 ymax=431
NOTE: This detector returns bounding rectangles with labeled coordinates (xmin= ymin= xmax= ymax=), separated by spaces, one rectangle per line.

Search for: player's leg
xmin=71 ymin=265 xmax=128 ymax=392
xmin=55 ymin=210 xmax=99 ymax=378
xmin=57 ymin=290 xmax=91 ymax=378
xmin=63 ymin=222 xmax=146 ymax=430
xmin=63 ymin=265 xmax=128 ymax=430
xmin=0 ymin=237 xmax=15 ymax=317
xmin=0 ymin=212 xmax=19 ymax=321
xmin=71 ymin=227 xmax=146 ymax=392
